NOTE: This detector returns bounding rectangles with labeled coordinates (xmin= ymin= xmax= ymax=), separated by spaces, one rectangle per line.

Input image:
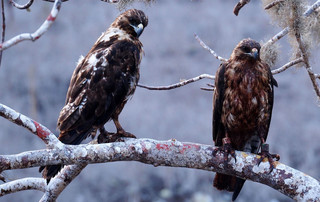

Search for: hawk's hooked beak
xmin=250 ymin=48 xmax=259 ymax=60
xmin=131 ymin=23 xmax=144 ymax=37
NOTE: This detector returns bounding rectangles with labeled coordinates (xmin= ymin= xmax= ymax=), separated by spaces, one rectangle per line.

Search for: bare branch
xmin=0 ymin=0 xmax=62 ymax=51
xmin=39 ymin=163 xmax=87 ymax=202
xmin=0 ymin=178 xmax=46 ymax=196
xmin=0 ymin=138 xmax=319 ymax=200
xmin=271 ymin=57 xmax=304 ymax=75
xmin=138 ymin=74 xmax=214 ymax=90
xmin=264 ymin=0 xmax=284 ymax=10
xmin=304 ymin=0 xmax=320 ymax=17
xmin=264 ymin=27 xmax=289 ymax=47
xmin=0 ymin=103 xmax=61 ymax=148
xmin=233 ymin=0 xmax=250 ymax=16
xmin=9 ymin=0 xmax=34 ymax=9
xmin=194 ymin=34 xmax=227 ymax=62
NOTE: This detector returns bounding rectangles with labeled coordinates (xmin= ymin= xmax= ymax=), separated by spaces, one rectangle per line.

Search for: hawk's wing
xmin=260 ymin=67 xmax=278 ymax=141
xmin=57 ymin=39 xmax=141 ymax=142
xmin=212 ymin=63 xmax=226 ymax=146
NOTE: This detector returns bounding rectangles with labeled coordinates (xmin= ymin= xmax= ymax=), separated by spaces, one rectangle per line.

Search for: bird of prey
xmin=39 ymin=9 xmax=148 ymax=183
xmin=212 ymin=39 xmax=279 ymax=201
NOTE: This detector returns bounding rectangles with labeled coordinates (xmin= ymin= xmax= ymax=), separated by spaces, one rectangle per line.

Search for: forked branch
xmin=0 ymin=138 xmax=319 ymax=201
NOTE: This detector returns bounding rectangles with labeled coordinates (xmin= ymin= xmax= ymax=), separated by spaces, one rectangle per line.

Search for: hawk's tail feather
xmin=39 ymin=164 xmax=63 ymax=184
xmin=213 ymin=173 xmax=236 ymax=192
xmin=232 ymin=177 xmax=246 ymax=201
xmin=213 ymin=173 xmax=245 ymax=201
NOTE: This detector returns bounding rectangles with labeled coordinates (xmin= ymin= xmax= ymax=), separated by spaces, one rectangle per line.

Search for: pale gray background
xmin=0 ymin=0 xmax=319 ymax=201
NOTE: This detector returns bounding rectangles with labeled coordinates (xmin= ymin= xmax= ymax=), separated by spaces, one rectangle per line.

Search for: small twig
xmin=0 ymin=0 xmax=62 ymax=51
xmin=315 ymin=74 xmax=320 ymax=79
xmin=264 ymin=0 xmax=284 ymax=10
xmin=233 ymin=0 xmax=251 ymax=16
xmin=0 ymin=178 xmax=46 ymax=196
xmin=200 ymin=87 xmax=214 ymax=91
xmin=194 ymin=34 xmax=227 ymax=62
xmin=138 ymin=74 xmax=215 ymax=90
xmin=9 ymin=0 xmax=34 ymax=9
xmin=271 ymin=57 xmax=304 ymax=75
xmin=0 ymin=0 xmax=5 ymax=68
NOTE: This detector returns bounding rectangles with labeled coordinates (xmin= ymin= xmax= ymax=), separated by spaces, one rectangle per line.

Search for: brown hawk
xmin=212 ymin=39 xmax=279 ymax=201
xmin=39 ymin=9 xmax=148 ymax=183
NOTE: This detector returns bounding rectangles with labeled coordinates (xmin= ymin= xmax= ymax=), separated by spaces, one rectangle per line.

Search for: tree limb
xmin=271 ymin=57 xmax=304 ymax=75
xmin=233 ymin=0 xmax=250 ymax=16
xmin=0 ymin=0 xmax=62 ymax=51
xmin=0 ymin=138 xmax=319 ymax=201
xmin=0 ymin=103 xmax=61 ymax=148
xmin=10 ymin=0 xmax=34 ymax=9
xmin=0 ymin=178 xmax=46 ymax=196
xmin=138 ymin=74 xmax=214 ymax=90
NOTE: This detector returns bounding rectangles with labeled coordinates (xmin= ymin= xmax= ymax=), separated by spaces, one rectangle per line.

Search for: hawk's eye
xmin=241 ymin=46 xmax=251 ymax=53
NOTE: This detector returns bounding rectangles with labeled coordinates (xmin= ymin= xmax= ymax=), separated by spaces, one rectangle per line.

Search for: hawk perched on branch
xmin=212 ymin=39 xmax=279 ymax=201
xmin=40 ymin=9 xmax=148 ymax=183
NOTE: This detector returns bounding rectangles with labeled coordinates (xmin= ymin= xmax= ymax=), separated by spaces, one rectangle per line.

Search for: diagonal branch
xmin=0 ymin=103 xmax=61 ymax=148
xmin=271 ymin=57 xmax=304 ymax=75
xmin=0 ymin=138 xmax=319 ymax=201
xmin=194 ymin=34 xmax=227 ymax=62
xmin=0 ymin=0 xmax=62 ymax=51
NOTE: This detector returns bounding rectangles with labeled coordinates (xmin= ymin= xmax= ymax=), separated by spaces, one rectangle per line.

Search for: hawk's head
xmin=111 ymin=9 xmax=148 ymax=38
xmin=231 ymin=38 xmax=261 ymax=61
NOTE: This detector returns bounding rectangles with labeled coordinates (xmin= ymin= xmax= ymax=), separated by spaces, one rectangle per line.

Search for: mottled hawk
xmin=40 ymin=9 xmax=148 ymax=183
xmin=212 ymin=39 xmax=279 ymax=201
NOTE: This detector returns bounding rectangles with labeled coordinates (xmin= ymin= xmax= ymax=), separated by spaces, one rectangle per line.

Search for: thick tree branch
xmin=0 ymin=138 xmax=319 ymax=201
xmin=0 ymin=178 xmax=46 ymax=196
xmin=0 ymin=0 xmax=61 ymax=51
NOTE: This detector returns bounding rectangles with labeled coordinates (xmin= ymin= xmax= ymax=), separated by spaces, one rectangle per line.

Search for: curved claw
xmin=117 ymin=129 xmax=136 ymax=139
xmin=258 ymin=143 xmax=280 ymax=173
xmin=213 ymin=137 xmax=236 ymax=167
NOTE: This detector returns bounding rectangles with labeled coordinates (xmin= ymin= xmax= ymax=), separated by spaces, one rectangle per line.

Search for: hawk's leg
xmin=113 ymin=116 xmax=136 ymax=139
xmin=257 ymin=140 xmax=280 ymax=173
xmin=97 ymin=127 xmax=118 ymax=143
xmin=213 ymin=137 xmax=236 ymax=167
